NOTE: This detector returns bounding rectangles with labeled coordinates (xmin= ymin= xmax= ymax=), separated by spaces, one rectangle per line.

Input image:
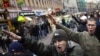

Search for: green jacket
xmin=20 ymin=37 xmax=84 ymax=56
xmin=56 ymin=23 xmax=100 ymax=56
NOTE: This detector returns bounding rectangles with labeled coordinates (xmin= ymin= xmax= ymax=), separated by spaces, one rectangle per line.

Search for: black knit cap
xmin=52 ymin=29 xmax=68 ymax=42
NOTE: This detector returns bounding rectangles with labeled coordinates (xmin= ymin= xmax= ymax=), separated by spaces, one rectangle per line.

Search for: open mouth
xmin=57 ymin=46 xmax=62 ymax=51
xmin=57 ymin=46 xmax=64 ymax=53
xmin=89 ymin=29 xmax=93 ymax=32
xmin=58 ymin=46 xmax=61 ymax=48
xmin=90 ymin=30 xmax=94 ymax=32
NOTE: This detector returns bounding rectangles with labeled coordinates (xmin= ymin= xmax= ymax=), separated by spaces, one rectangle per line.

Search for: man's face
xmin=86 ymin=20 xmax=96 ymax=35
xmin=54 ymin=40 xmax=67 ymax=53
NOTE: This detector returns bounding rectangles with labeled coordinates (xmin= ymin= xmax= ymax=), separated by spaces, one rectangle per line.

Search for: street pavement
xmin=39 ymin=32 xmax=53 ymax=45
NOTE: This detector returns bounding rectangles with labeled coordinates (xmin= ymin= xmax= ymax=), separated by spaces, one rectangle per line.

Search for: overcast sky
xmin=85 ymin=0 xmax=100 ymax=3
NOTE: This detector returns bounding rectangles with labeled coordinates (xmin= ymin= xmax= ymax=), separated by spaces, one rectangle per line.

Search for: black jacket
xmin=18 ymin=37 xmax=84 ymax=56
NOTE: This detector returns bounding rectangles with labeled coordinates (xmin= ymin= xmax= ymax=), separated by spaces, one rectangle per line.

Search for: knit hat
xmin=52 ymin=29 xmax=68 ymax=42
xmin=9 ymin=41 xmax=24 ymax=53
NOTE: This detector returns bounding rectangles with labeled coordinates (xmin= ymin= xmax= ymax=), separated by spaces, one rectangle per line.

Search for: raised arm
xmin=48 ymin=15 xmax=81 ymax=44
xmin=2 ymin=30 xmax=52 ymax=56
xmin=56 ymin=23 xmax=81 ymax=43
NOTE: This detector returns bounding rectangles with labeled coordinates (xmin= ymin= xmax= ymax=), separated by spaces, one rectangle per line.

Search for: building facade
xmin=0 ymin=0 xmax=64 ymax=18
xmin=63 ymin=0 xmax=79 ymax=14
xmin=86 ymin=2 xmax=97 ymax=11
xmin=97 ymin=2 xmax=100 ymax=9
xmin=21 ymin=0 xmax=63 ymax=10
xmin=0 ymin=0 xmax=63 ymax=13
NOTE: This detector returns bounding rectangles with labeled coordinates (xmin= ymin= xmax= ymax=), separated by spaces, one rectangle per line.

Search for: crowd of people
xmin=0 ymin=15 xmax=52 ymax=56
xmin=0 ymin=10 xmax=100 ymax=56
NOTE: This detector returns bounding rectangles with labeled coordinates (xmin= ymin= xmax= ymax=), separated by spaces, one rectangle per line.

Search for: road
xmin=39 ymin=32 xmax=53 ymax=45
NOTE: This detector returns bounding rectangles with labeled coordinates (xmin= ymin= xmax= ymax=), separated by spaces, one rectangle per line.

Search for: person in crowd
xmin=0 ymin=33 xmax=8 ymax=54
xmin=68 ymin=18 xmax=78 ymax=31
xmin=2 ymin=29 xmax=84 ymax=56
xmin=5 ymin=41 xmax=33 ymax=56
xmin=71 ymin=14 xmax=87 ymax=32
xmin=51 ymin=16 xmax=100 ymax=56
xmin=18 ymin=24 xmax=25 ymax=37
xmin=61 ymin=18 xmax=66 ymax=26
xmin=29 ymin=24 xmax=39 ymax=40
xmin=8 ymin=41 xmax=24 ymax=56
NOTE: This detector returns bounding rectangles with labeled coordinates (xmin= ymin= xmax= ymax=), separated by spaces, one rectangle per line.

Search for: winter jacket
xmin=18 ymin=37 xmax=84 ymax=56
